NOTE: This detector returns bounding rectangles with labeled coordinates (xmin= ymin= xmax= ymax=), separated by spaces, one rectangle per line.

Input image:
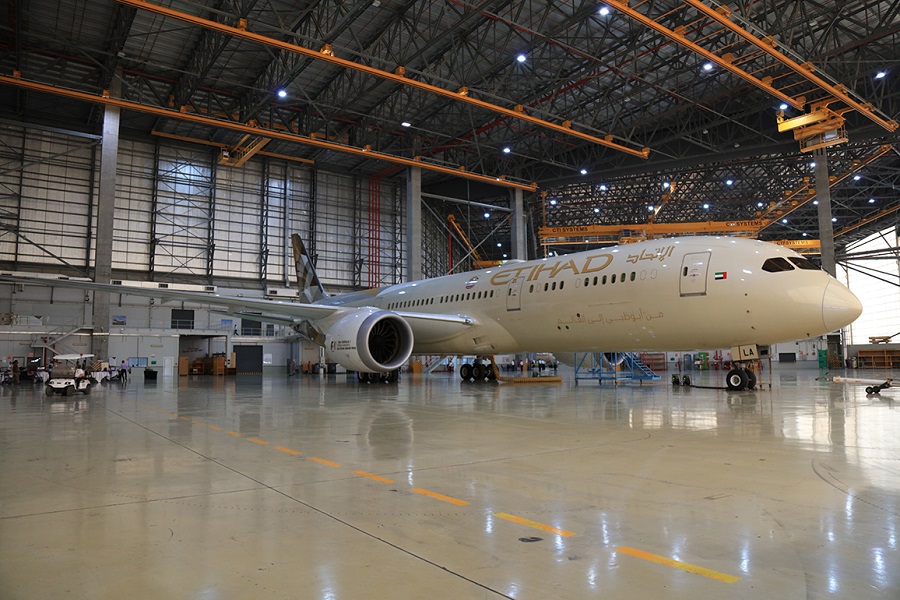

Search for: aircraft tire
xmin=726 ymin=368 xmax=749 ymax=391
xmin=383 ymin=370 xmax=399 ymax=384
xmin=866 ymin=386 xmax=875 ymax=394
xmin=744 ymin=369 xmax=757 ymax=390
xmin=472 ymin=363 xmax=484 ymax=381
xmin=460 ymin=364 xmax=473 ymax=381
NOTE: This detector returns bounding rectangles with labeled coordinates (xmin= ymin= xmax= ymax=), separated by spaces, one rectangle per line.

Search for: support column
xmin=92 ymin=79 xmax=121 ymax=362
xmin=813 ymin=147 xmax=836 ymax=275
xmin=510 ymin=188 xmax=526 ymax=260
xmin=406 ymin=166 xmax=422 ymax=281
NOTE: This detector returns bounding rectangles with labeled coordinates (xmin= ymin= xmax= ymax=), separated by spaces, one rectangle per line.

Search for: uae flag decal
xmin=715 ymin=272 xmax=727 ymax=280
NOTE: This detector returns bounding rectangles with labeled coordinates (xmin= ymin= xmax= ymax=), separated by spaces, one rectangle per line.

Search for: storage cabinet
xmin=856 ymin=349 xmax=900 ymax=369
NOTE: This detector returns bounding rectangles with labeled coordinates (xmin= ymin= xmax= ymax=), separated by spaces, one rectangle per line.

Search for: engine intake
xmin=324 ymin=309 xmax=414 ymax=373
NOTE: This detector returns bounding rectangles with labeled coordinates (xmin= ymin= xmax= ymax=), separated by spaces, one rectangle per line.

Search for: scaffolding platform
xmin=573 ymin=352 xmax=661 ymax=384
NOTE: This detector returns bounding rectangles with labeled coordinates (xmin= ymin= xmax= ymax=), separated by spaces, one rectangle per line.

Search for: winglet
xmin=291 ymin=233 xmax=328 ymax=303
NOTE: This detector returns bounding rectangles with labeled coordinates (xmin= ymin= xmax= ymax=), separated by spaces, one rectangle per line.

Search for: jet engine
xmin=324 ymin=308 xmax=414 ymax=373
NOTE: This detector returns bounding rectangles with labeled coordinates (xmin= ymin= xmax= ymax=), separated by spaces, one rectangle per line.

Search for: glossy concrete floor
xmin=1 ymin=366 xmax=898 ymax=599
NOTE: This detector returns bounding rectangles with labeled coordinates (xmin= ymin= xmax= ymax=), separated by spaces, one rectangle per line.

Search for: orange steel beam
xmin=835 ymin=203 xmax=900 ymax=238
xmin=683 ymin=0 xmax=898 ymax=132
xmin=115 ymin=0 xmax=650 ymax=159
xmin=0 ymin=74 xmax=537 ymax=191
xmin=756 ymin=144 xmax=893 ymax=231
xmin=607 ymin=0 xmax=803 ymax=110
xmin=151 ymin=130 xmax=316 ymax=165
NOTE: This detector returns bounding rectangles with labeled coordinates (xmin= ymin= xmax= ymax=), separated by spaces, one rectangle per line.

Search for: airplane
xmin=1 ymin=235 xmax=862 ymax=391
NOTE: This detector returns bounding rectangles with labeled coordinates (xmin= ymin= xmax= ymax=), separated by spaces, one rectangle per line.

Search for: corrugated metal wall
xmin=0 ymin=123 xmax=406 ymax=289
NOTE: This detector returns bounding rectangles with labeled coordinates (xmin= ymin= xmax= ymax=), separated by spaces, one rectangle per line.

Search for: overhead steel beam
xmin=114 ymin=0 xmax=650 ymax=159
xmin=606 ymin=0 xmax=803 ymax=110
xmin=0 ymin=74 xmax=537 ymax=191
xmin=683 ymin=0 xmax=898 ymax=132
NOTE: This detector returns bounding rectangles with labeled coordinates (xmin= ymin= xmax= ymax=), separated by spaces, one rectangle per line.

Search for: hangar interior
xmin=0 ymin=1 xmax=899 ymax=598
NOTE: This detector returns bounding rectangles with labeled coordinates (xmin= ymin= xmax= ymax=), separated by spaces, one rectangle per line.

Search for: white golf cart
xmin=45 ymin=354 xmax=94 ymax=398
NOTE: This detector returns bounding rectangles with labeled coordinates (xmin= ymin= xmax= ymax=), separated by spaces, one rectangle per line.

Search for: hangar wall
xmin=0 ymin=122 xmax=406 ymax=289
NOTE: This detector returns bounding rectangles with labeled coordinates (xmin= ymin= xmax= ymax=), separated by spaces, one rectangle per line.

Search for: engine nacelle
xmin=324 ymin=308 xmax=414 ymax=373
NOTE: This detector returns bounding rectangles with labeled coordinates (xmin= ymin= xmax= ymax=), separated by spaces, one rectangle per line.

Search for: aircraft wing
xmin=0 ymin=275 xmax=343 ymax=322
xmin=0 ymin=275 xmax=477 ymax=334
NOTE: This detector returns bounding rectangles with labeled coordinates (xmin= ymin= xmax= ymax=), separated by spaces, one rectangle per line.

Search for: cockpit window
xmin=789 ymin=257 xmax=820 ymax=270
xmin=762 ymin=257 xmax=795 ymax=272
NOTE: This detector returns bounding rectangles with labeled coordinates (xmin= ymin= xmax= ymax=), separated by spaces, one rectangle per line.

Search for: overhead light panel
xmin=516 ymin=54 xmax=527 ymax=63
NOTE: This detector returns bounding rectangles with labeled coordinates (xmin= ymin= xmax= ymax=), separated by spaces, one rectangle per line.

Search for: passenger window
xmin=584 ymin=277 xmax=589 ymax=287
xmin=762 ymin=258 xmax=795 ymax=272
xmin=602 ymin=275 xmax=607 ymax=285
xmin=630 ymin=272 xmax=636 ymax=281
xmin=544 ymin=283 xmax=549 ymax=291
xmin=621 ymin=272 xmax=626 ymax=283
xmin=611 ymin=274 xmax=616 ymax=284
xmin=529 ymin=284 xmax=534 ymax=293
xmin=552 ymin=281 xmax=557 ymax=291
xmin=593 ymin=276 xmax=598 ymax=286
xmin=789 ymin=257 xmax=820 ymax=270
xmin=560 ymin=281 xmax=565 ymax=290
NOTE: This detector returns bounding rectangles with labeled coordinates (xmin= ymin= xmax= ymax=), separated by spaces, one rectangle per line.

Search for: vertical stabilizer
xmin=291 ymin=234 xmax=328 ymax=303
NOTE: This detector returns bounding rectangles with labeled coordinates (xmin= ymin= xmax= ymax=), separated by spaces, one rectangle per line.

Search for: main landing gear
xmin=459 ymin=358 xmax=497 ymax=383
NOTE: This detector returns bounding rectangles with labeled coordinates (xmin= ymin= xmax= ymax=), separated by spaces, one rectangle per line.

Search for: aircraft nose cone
xmin=822 ymin=280 xmax=863 ymax=332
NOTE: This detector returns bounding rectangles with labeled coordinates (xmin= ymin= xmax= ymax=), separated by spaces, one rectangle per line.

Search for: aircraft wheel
xmin=726 ymin=368 xmax=749 ymax=391
xmin=472 ymin=363 xmax=485 ymax=381
xmin=382 ymin=370 xmax=399 ymax=384
xmin=45 ymin=385 xmax=54 ymax=396
xmin=744 ymin=369 xmax=757 ymax=390
xmin=487 ymin=367 xmax=497 ymax=381
xmin=866 ymin=386 xmax=875 ymax=394
xmin=459 ymin=363 xmax=473 ymax=381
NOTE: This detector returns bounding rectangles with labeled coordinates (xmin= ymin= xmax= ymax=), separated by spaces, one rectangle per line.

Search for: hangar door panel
xmin=234 ymin=345 xmax=263 ymax=375
xmin=680 ymin=252 xmax=711 ymax=297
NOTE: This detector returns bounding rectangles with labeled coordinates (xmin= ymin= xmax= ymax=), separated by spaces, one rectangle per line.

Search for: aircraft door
xmin=680 ymin=251 xmax=711 ymax=296
xmin=506 ymin=276 xmax=526 ymax=311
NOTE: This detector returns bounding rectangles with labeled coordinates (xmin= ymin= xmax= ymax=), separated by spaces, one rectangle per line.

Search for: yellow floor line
xmin=413 ymin=488 xmax=470 ymax=506
xmin=207 ymin=425 xmax=222 ymax=431
xmin=354 ymin=470 xmax=395 ymax=484
xmin=615 ymin=546 xmax=741 ymax=583
xmin=226 ymin=431 xmax=243 ymax=437
xmin=493 ymin=512 xmax=574 ymax=537
xmin=273 ymin=446 xmax=302 ymax=456
xmin=246 ymin=437 xmax=269 ymax=445
xmin=307 ymin=456 xmax=341 ymax=467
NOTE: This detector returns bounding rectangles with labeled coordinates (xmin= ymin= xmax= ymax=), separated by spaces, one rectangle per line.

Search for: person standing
xmin=11 ymin=360 xmax=19 ymax=384
xmin=120 ymin=360 xmax=128 ymax=383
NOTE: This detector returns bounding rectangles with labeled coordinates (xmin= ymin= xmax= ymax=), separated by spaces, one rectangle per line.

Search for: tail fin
xmin=291 ymin=233 xmax=328 ymax=303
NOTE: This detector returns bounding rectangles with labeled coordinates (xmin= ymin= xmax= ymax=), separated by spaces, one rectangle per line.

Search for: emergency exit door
xmin=506 ymin=276 xmax=525 ymax=311
xmin=680 ymin=251 xmax=711 ymax=296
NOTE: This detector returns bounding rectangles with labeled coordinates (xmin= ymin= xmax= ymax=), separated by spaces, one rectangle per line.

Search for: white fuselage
xmin=335 ymin=236 xmax=861 ymax=355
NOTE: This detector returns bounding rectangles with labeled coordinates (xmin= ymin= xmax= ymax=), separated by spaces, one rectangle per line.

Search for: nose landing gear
xmin=726 ymin=367 xmax=757 ymax=391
